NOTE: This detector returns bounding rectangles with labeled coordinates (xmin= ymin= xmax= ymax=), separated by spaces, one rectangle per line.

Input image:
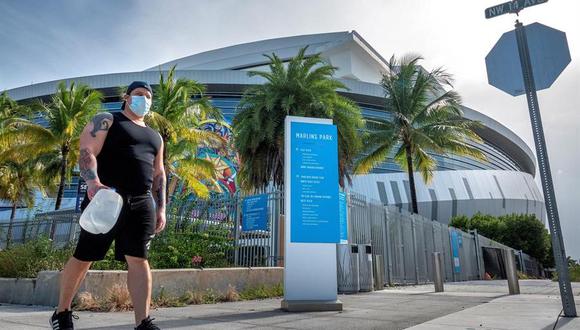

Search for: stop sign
xmin=485 ymin=22 xmax=571 ymax=96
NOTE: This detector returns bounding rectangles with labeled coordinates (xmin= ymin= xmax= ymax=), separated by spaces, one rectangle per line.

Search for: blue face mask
xmin=129 ymin=96 xmax=151 ymax=117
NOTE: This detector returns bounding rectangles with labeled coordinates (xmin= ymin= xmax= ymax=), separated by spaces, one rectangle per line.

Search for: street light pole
xmin=514 ymin=19 xmax=577 ymax=317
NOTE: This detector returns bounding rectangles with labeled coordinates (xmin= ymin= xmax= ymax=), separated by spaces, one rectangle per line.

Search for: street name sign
xmin=485 ymin=0 xmax=548 ymax=19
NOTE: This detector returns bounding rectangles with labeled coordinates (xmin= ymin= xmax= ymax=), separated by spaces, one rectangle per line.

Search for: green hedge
xmin=0 ymin=219 xmax=235 ymax=277
xmin=450 ymin=213 xmax=553 ymax=267
xmin=0 ymin=236 xmax=73 ymax=278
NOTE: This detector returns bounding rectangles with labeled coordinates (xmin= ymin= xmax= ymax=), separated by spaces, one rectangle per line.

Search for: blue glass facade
xmin=203 ymin=97 xmax=524 ymax=174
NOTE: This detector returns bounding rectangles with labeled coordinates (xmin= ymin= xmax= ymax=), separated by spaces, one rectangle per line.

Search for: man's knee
xmin=67 ymin=256 xmax=92 ymax=270
xmin=125 ymin=255 xmax=149 ymax=269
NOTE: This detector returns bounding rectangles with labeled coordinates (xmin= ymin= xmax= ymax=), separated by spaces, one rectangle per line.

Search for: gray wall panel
xmin=351 ymin=170 xmax=545 ymax=225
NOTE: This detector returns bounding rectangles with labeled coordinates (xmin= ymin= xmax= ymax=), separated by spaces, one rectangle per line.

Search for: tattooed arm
xmin=152 ymin=138 xmax=166 ymax=233
xmin=79 ymin=112 xmax=114 ymax=199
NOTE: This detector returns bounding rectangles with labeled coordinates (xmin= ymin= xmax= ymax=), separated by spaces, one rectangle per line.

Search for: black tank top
xmin=96 ymin=112 xmax=162 ymax=194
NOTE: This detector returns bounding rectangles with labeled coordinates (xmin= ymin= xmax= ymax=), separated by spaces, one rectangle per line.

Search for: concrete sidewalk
xmin=408 ymin=294 xmax=580 ymax=329
xmin=2 ymin=280 xmax=579 ymax=329
xmin=390 ymin=280 xmax=580 ymax=329
xmin=1 ymin=291 xmax=493 ymax=329
xmin=388 ymin=279 xmax=580 ymax=295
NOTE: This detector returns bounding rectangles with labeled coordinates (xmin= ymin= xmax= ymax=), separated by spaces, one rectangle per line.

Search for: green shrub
xmin=450 ymin=213 xmax=553 ymax=267
xmin=148 ymin=219 xmax=234 ymax=269
xmin=0 ymin=217 xmax=235 ymax=276
xmin=0 ymin=236 xmax=72 ymax=278
xmin=568 ymin=262 xmax=580 ymax=282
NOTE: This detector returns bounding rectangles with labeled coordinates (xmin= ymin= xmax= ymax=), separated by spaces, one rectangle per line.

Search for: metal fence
xmin=0 ymin=190 xmax=542 ymax=282
xmin=0 ymin=193 xmax=284 ymax=268
xmin=345 ymin=193 xmax=543 ymax=285
xmin=347 ymin=193 xmax=480 ymax=285
xmin=0 ymin=209 xmax=80 ymax=250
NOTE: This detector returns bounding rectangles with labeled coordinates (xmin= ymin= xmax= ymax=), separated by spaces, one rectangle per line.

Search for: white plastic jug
xmin=79 ymin=189 xmax=123 ymax=234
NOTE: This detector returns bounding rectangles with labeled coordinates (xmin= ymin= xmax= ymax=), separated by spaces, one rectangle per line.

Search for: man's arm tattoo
xmin=153 ymin=173 xmax=166 ymax=210
xmin=90 ymin=112 xmax=113 ymax=137
xmin=79 ymin=148 xmax=98 ymax=181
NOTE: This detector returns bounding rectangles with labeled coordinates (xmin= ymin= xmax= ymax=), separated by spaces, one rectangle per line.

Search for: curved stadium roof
xmin=4 ymin=30 xmax=536 ymax=175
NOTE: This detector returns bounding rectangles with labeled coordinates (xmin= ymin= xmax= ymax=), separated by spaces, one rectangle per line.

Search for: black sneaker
xmin=135 ymin=316 xmax=160 ymax=330
xmin=50 ymin=309 xmax=77 ymax=330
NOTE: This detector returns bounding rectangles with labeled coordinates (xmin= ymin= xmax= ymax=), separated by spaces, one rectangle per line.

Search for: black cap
xmin=122 ymin=81 xmax=152 ymax=110
xmin=126 ymin=81 xmax=152 ymax=95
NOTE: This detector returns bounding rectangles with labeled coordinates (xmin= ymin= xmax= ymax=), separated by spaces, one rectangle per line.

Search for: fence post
xmin=275 ymin=191 xmax=284 ymax=267
xmin=398 ymin=212 xmax=406 ymax=283
xmin=22 ymin=219 xmax=29 ymax=244
xmin=411 ymin=215 xmax=419 ymax=284
xmin=234 ymin=195 xmax=241 ymax=266
xmin=384 ymin=207 xmax=393 ymax=285
xmin=49 ymin=215 xmax=57 ymax=242
xmin=67 ymin=213 xmax=77 ymax=244
xmin=471 ymin=229 xmax=484 ymax=280
xmin=518 ymin=250 xmax=525 ymax=273
xmin=35 ymin=216 xmax=41 ymax=237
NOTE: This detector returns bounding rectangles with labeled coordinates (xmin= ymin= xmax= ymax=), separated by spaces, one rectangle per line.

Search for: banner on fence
xmin=339 ymin=192 xmax=348 ymax=244
xmin=451 ymin=230 xmax=461 ymax=273
xmin=242 ymin=194 xmax=268 ymax=231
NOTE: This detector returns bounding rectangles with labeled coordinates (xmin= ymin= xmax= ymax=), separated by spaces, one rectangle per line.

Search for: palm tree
xmin=233 ymin=47 xmax=363 ymax=192
xmin=4 ymin=81 xmax=102 ymax=210
xmin=0 ymin=158 xmax=46 ymax=247
xmin=0 ymin=92 xmax=31 ymax=148
xmin=355 ymin=55 xmax=486 ymax=214
xmin=146 ymin=66 xmax=227 ymax=199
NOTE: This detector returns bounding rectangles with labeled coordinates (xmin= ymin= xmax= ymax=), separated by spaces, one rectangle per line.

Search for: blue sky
xmin=1 ymin=0 xmax=579 ymax=258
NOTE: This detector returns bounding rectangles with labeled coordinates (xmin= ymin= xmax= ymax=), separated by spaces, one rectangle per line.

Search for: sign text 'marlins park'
xmin=485 ymin=0 xmax=548 ymax=19
xmin=290 ymin=122 xmax=339 ymax=243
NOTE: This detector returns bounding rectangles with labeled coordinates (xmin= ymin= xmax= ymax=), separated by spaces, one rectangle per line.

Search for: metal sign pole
xmin=514 ymin=20 xmax=577 ymax=317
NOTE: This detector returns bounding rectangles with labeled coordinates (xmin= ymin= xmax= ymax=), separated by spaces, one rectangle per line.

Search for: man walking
xmin=50 ymin=81 xmax=166 ymax=330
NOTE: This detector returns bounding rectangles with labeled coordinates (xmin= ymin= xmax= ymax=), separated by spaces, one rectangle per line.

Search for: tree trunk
xmin=162 ymin=135 xmax=170 ymax=204
xmin=6 ymin=203 xmax=16 ymax=248
xmin=405 ymin=144 xmax=419 ymax=214
xmin=54 ymin=147 xmax=69 ymax=211
xmin=10 ymin=203 xmax=16 ymax=220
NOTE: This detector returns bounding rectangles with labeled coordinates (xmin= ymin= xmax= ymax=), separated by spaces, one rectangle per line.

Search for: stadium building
xmin=3 ymin=31 xmax=544 ymax=224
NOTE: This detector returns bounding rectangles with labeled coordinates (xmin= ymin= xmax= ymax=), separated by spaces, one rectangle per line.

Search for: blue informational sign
xmin=339 ymin=192 xmax=348 ymax=244
xmin=451 ymin=230 xmax=461 ymax=274
xmin=242 ymin=194 xmax=268 ymax=231
xmin=290 ymin=122 xmax=339 ymax=243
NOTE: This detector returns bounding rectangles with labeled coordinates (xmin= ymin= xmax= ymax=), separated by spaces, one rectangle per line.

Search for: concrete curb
xmin=0 ymin=267 xmax=283 ymax=306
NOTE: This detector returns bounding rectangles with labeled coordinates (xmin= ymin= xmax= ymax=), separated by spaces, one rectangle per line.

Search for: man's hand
xmin=155 ymin=209 xmax=166 ymax=233
xmin=86 ymin=180 xmax=110 ymax=200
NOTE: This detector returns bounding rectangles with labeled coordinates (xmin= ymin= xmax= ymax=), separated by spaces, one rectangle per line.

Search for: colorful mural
xmin=198 ymin=119 xmax=239 ymax=196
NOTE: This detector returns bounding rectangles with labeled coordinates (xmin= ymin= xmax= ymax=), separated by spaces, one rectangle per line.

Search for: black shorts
xmin=73 ymin=191 xmax=156 ymax=262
